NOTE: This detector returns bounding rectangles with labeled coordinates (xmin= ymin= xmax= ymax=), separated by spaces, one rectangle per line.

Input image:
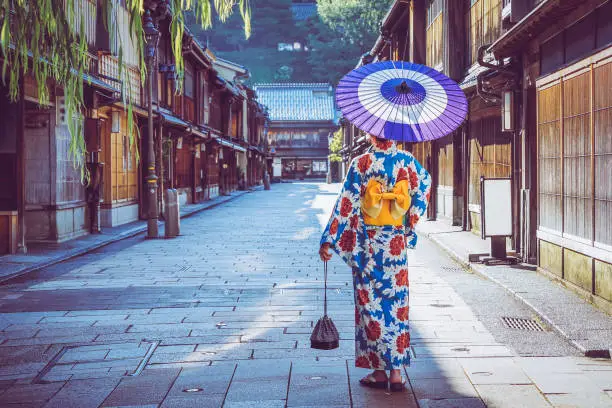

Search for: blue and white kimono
xmin=320 ymin=138 xmax=431 ymax=369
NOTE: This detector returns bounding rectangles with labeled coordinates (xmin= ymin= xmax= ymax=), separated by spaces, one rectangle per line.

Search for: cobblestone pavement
xmin=0 ymin=183 xmax=610 ymax=407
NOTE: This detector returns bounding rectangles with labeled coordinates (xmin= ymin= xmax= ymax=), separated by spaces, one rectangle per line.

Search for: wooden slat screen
xmin=466 ymin=0 xmax=502 ymax=67
xmin=537 ymin=84 xmax=562 ymax=232
xmin=468 ymin=115 xmax=511 ymax=206
xmin=175 ymin=145 xmax=191 ymax=189
xmin=537 ymin=58 xmax=612 ymax=246
xmin=207 ymin=153 xmax=219 ymax=187
xmin=426 ymin=11 xmax=444 ymax=68
xmin=111 ymin=113 xmax=138 ymax=202
xmin=594 ymin=62 xmax=612 ymax=246
xmin=563 ymin=73 xmax=592 ymax=240
xmin=438 ymin=136 xmax=454 ymax=187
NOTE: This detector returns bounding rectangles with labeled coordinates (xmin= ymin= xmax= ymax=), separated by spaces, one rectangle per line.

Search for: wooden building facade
xmin=339 ymin=0 xmax=612 ymax=309
xmin=0 ymin=2 xmax=269 ymax=255
xmin=254 ymin=83 xmax=338 ymax=181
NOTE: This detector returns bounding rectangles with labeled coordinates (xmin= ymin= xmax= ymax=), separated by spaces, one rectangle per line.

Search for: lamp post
xmin=143 ymin=9 xmax=160 ymax=238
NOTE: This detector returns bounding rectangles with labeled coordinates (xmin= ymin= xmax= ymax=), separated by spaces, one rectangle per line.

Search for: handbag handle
xmin=323 ymin=260 xmax=328 ymax=317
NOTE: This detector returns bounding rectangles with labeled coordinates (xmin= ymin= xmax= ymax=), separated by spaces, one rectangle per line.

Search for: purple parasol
xmin=336 ymin=61 xmax=468 ymax=142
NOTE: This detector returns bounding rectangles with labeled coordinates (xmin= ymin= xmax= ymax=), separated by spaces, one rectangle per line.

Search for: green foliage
xmin=328 ymin=128 xmax=343 ymax=162
xmin=317 ymin=0 xmax=391 ymax=51
xmin=188 ymin=0 xmax=391 ymax=84
xmin=0 ymin=0 xmax=251 ymax=180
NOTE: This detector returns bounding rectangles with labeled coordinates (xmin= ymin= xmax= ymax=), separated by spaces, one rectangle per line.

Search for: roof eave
xmin=488 ymin=0 xmax=586 ymax=58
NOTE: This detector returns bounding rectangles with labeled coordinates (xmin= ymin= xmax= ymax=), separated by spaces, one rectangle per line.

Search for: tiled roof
xmin=291 ymin=3 xmax=317 ymax=21
xmin=254 ymin=83 xmax=337 ymax=122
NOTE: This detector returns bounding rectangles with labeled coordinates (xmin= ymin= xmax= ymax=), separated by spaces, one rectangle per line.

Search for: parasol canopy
xmin=336 ymin=61 xmax=468 ymax=142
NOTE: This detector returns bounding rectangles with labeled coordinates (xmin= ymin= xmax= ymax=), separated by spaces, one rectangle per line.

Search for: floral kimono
xmin=320 ymin=138 xmax=431 ymax=370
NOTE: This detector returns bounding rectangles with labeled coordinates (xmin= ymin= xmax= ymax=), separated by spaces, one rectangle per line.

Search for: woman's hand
xmin=319 ymin=243 xmax=332 ymax=262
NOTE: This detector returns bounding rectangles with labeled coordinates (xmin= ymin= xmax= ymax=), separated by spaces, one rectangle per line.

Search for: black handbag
xmin=310 ymin=261 xmax=340 ymax=350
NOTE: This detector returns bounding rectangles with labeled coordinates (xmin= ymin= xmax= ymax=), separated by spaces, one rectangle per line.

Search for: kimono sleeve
xmin=320 ymin=159 xmax=361 ymax=251
xmin=405 ymin=157 xmax=432 ymax=249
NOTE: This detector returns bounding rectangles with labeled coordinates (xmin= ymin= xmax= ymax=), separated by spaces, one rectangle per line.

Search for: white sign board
xmin=481 ymin=178 xmax=512 ymax=237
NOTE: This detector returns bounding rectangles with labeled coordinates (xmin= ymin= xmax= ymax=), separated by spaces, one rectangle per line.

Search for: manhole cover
xmin=502 ymin=316 xmax=545 ymax=331
xmin=33 ymin=340 xmax=159 ymax=383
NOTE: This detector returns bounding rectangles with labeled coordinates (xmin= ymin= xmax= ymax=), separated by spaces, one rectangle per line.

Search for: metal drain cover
xmin=33 ymin=340 xmax=159 ymax=383
xmin=502 ymin=317 xmax=545 ymax=331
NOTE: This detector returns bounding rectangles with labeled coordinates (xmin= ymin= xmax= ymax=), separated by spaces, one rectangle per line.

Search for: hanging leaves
xmin=0 ymin=0 xmax=251 ymax=181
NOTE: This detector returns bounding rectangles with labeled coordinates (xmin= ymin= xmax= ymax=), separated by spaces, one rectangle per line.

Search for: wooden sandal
xmin=389 ymin=380 xmax=407 ymax=392
xmin=359 ymin=374 xmax=388 ymax=389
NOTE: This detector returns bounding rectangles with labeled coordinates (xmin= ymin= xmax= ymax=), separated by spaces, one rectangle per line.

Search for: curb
xmin=0 ymin=190 xmax=252 ymax=285
xmin=419 ymin=229 xmax=610 ymax=359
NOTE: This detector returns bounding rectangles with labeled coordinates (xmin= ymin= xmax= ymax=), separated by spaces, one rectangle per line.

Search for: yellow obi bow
xmin=362 ymin=179 xmax=411 ymax=226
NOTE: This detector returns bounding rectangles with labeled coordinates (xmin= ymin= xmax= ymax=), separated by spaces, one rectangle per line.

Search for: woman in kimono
xmin=319 ymin=135 xmax=431 ymax=391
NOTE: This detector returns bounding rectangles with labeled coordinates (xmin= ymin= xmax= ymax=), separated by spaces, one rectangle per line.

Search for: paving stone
xmin=100 ymin=368 xmax=180 ymax=407
xmin=43 ymin=378 xmax=121 ymax=408
xmin=160 ymin=394 xmax=225 ymax=408
xmin=474 ymin=384 xmax=552 ymax=408
xmin=417 ymin=398 xmax=486 ymax=408
xmin=405 ymin=358 xmax=467 ymax=379
xmin=225 ymin=379 xmax=287 ymax=402
xmin=459 ymin=358 xmax=532 ymax=385
xmin=0 ymin=382 xmax=64 ymax=407
xmin=545 ymin=392 xmax=612 ymax=408
xmin=410 ymin=376 xmax=479 ymax=400
xmin=224 ymin=400 xmax=286 ymax=408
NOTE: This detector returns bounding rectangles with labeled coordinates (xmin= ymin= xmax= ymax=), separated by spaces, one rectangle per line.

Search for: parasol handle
xmin=324 ymin=260 xmax=328 ymax=317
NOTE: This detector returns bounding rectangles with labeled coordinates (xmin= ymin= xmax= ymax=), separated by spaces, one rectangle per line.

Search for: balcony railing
xmin=98 ymin=53 xmax=142 ymax=106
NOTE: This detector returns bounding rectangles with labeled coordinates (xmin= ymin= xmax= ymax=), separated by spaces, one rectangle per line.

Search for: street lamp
xmin=144 ymin=9 xmax=160 ymax=239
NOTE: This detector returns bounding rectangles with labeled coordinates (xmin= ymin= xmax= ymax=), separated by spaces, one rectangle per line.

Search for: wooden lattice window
xmin=563 ymin=72 xmax=592 ymax=241
xmin=594 ymin=61 xmax=612 ymax=246
xmin=537 ymin=57 xmax=612 ymax=247
xmin=537 ymin=84 xmax=562 ymax=232
xmin=466 ymin=0 xmax=502 ymax=67
xmin=426 ymin=0 xmax=444 ymax=69
xmin=468 ymin=115 xmax=511 ymax=207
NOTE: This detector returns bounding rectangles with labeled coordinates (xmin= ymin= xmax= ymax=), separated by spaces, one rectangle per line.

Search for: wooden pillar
xmin=410 ymin=0 xmax=426 ymax=65
xmin=191 ymin=139 xmax=197 ymax=204
xmin=16 ymin=75 xmax=26 ymax=253
xmin=444 ymin=0 xmax=466 ymax=82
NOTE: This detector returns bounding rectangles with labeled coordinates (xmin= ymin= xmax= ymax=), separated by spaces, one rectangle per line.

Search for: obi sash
xmin=361 ymin=179 xmax=411 ymax=226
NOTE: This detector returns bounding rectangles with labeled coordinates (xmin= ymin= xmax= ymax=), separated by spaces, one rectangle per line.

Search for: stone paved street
xmin=0 ymin=183 xmax=610 ymax=407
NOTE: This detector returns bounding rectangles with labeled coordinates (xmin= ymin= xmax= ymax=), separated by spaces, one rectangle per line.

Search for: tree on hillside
xmin=316 ymin=0 xmax=392 ymax=51
xmin=300 ymin=0 xmax=392 ymax=84
xmin=201 ymin=0 xmax=294 ymax=51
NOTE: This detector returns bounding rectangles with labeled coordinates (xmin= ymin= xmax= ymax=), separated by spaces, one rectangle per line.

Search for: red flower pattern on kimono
xmin=357 ymin=289 xmax=370 ymax=306
xmin=396 ymin=167 xmax=408 ymax=182
xmin=408 ymin=168 xmax=419 ymax=190
xmin=339 ymin=230 xmax=356 ymax=252
xmin=366 ymin=320 xmax=382 ymax=341
xmin=389 ymin=236 xmax=405 ymax=256
xmin=357 ymin=154 xmax=372 ymax=174
xmin=396 ymin=333 xmax=410 ymax=354
xmin=329 ymin=218 xmax=339 ymax=236
xmin=369 ymin=352 xmax=381 ymax=368
xmin=409 ymin=214 xmax=420 ymax=229
xmin=356 ymin=356 xmax=370 ymax=368
xmin=350 ymin=215 xmax=359 ymax=229
xmin=367 ymin=229 xmax=376 ymax=239
xmin=355 ymin=307 xmax=360 ymax=325
xmin=397 ymin=306 xmax=409 ymax=321
xmin=340 ymin=197 xmax=353 ymax=217
xmin=395 ymin=269 xmax=409 ymax=286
